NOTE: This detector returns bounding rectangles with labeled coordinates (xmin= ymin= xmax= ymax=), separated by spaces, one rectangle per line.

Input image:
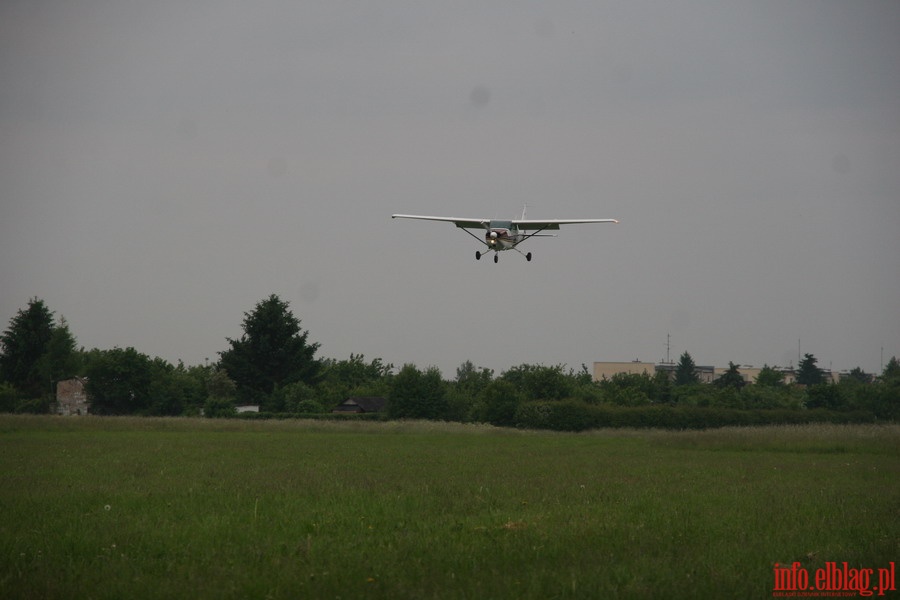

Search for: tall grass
xmin=1 ymin=416 xmax=897 ymax=599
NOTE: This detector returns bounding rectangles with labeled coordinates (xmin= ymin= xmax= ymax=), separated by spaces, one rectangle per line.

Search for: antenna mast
xmin=665 ymin=333 xmax=672 ymax=364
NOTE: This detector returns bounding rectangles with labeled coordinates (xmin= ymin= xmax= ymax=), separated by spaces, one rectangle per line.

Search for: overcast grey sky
xmin=2 ymin=1 xmax=898 ymax=377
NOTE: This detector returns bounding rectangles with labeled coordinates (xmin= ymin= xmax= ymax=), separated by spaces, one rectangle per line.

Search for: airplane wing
xmin=391 ymin=214 xmax=489 ymax=230
xmin=512 ymin=218 xmax=619 ymax=231
xmin=392 ymin=214 xmax=619 ymax=231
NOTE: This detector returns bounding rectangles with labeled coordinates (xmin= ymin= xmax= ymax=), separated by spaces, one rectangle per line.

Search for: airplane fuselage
xmin=485 ymin=221 xmax=523 ymax=251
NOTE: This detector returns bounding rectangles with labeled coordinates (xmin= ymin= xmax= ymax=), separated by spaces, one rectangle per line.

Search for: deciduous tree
xmin=454 ymin=360 xmax=494 ymax=397
xmin=83 ymin=347 xmax=156 ymax=415
xmin=478 ymin=379 xmax=521 ymax=426
xmin=843 ymin=367 xmax=872 ymax=385
xmin=755 ymin=365 xmax=785 ymax=387
xmin=387 ymin=364 xmax=447 ymax=420
xmin=446 ymin=361 xmax=493 ymax=421
xmin=204 ymin=368 xmax=237 ymax=417
xmin=873 ymin=357 xmax=900 ymax=420
xmin=315 ymin=354 xmax=393 ymax=409
xmin=147 ymin=361 xmax=204 ymax=416
xmin=501 ymin=364 xmax=573 ymax=400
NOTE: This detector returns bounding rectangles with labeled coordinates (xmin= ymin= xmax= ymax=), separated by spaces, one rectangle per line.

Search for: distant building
xmin=592 ymin=361 xmax=656 ymax=381
xmin=782 ymin=369 xmax=797 ymax=385
xmin=332 ymin=397 xmax=386 ymax=414
xmin=654 ymin=362 xmax=716 ymax=384
xmin=593 ymin=361 xmax=801 ymax=385
xmin=710 ymin=366 xmax=800 ymax=385
xmin=713 ymin=366 xmax=762 ymax=385
xmin=56 ymin=378 xmax=89 ymax=416
xmin=235 ymin=405 xmax=259 ymax=413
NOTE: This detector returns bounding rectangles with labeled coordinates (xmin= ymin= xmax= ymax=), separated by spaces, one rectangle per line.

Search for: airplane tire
xmin=526 ymin=252 xmax=532 ymax=262
xmin=493 ymin=254 xmax=498 ymax=263
xmin=475 ymin=251 xmax=482 ymax=260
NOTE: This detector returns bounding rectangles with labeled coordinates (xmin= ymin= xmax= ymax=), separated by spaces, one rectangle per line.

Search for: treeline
xmin=1 ymin=296 xmax=898 ymax=429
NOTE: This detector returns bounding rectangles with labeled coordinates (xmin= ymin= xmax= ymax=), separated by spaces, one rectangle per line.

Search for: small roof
xmin=335 ymin=397 xmax=386 ymax=412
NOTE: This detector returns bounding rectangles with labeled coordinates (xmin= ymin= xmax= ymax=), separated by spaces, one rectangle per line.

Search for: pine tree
xmin=218 ymin=295 xmax=321 ymax=406
xmin=674 ymin=352 xmax=699 ymax=386
xmin=0 ymin=298 xmax=56 ymax=397
xmin=882 ymin=356 xmax=900 ymax=382
xmin=714 ymin=361 xmax=746 ymax=389
xmin=37 ymin=316 xmax=80 ymax=389
xmin=796 ymin=353 xmax=825 ymax=386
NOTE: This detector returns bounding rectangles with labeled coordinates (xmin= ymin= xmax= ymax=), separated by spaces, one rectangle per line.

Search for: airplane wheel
xmin=475 ymin=251 xmax=482 ymax=260
xmin=493 ymin=254 xmax=499 ymax=263
xmin=526 ymin=252 xmax=532 ymax=262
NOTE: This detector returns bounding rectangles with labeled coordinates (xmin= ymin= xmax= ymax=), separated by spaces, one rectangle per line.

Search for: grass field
xmin=1 ymin=416 xmax=897 ymax=599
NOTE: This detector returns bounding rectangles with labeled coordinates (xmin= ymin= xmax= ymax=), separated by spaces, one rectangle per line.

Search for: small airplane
xmin=392 ymin=207 xmax=618 ymax=262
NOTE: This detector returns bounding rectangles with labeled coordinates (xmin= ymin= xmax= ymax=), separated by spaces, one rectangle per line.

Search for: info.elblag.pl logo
xmin=772 ymin=561 xmax=896 ymax=597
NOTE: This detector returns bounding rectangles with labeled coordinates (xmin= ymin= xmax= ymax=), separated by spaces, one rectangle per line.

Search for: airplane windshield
xmin=490 ymin=220 xmax=512 ymax=229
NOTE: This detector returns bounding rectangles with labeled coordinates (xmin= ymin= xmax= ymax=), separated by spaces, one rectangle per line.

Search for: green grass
xmin=1 ymin=416 xmax=897 ymax=599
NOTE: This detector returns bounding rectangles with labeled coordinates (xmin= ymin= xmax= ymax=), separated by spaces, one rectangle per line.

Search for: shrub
xmin=204 ymin=396 xmax=236 ymax=418
xmin=0 ymin=382 xmax=19 ymax=413
xmin=296 ymin=398 xmax=325 ymax=413
xmin=514 ymin=401 xmax=879 ymax=432
xmin=14 ymin=397 xmax=52 ymax=414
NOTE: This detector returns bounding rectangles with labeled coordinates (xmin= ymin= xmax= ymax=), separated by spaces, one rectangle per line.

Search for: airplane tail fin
xmin=521 ymin=204 xmax=527 ymax=220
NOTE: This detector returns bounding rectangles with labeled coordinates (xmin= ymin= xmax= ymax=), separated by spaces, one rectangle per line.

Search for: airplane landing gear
xmin=476 ymin=249 xmax=531 ymax=263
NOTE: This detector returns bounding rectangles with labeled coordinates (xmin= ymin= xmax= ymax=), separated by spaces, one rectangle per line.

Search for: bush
xmin=296 ymin=398 xmax=325 ymax=413
xmin=479 ymin=380 xmax=521 ymax=426
xmin=514 ymin=401 xmax=879 ymax=432
xmin=14 ymin=397 xmax=52 ymax=414
xmin=0 ymin=382 xmax=19 ymax=413
xmin=514 ymin=400 xmax=597 ymax=431
xmin=204 ymin=396 xmax=236 ymax=418
xmin=234 ymin=411 xmax=383 ymax=422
